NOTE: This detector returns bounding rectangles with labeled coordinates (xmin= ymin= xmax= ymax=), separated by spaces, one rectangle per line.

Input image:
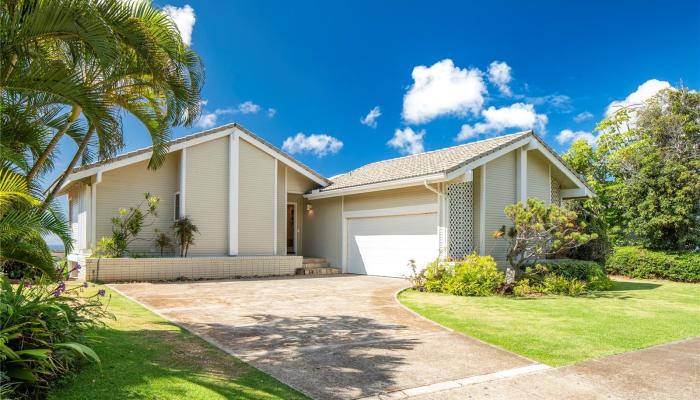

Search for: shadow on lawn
xmin=188 ymin=314 xmax=418 ymax=400
xmin=50 ymin=326 xmax=306 ymax=400
xmin=580 ymin=281 xmax=662 ymax=300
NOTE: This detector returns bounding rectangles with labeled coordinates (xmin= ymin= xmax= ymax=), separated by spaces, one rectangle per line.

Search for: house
xmin=57 ymin=123 xmax=592 ymax=281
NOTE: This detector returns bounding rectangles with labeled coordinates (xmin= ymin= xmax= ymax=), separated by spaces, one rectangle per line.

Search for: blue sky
xmin=49 ymin=0 xmax=699 ymax=196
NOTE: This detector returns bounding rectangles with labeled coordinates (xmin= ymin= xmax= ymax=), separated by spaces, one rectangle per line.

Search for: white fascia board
xmin=445 ymin=137 xmax=532 ymax=181
xmin=65 ymin=128 xmax=235 ymax=183
xmin=305 ymin=173 xmax=446 ymax=200
xmin=561 ymin=188 xmax=592 ymax=199
xmin=234 ymin=127 xmax=328 ymax=187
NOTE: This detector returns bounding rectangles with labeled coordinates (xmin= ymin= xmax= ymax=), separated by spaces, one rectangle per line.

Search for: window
xmin=174 ymin=192 xmax=181 ymax=220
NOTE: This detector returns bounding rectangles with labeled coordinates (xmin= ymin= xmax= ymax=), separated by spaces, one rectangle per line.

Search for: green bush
xmin=606 ymin=247 xmax=700 ymax=282
xmin=443 ymin=254 xmax=504 ymax=296
xmin=0 ymin=277 xmax=113 ymax=399
xmin=409 ymin=254 xmax=503 ymax=296
xmin=512 ymin=260 xmax=613 ymax=297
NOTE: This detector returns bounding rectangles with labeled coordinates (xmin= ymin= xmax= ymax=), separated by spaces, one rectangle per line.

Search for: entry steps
xmin=296 ymin=257 xmax=341 ymax=275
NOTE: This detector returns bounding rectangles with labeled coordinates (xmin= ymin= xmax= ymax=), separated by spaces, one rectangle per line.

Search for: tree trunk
xmin=43 ymin=125 xmax=94 ymax=207
xmin=27 ymin=105 xmax=82 ymax=182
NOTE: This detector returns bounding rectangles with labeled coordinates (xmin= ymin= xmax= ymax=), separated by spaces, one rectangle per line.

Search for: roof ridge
xmin=340 ymin=130 xmax=531 ymax=173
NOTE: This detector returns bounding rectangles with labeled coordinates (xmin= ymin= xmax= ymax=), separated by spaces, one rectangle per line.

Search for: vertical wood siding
xmin=185 ymin=137 xmax=229 ymax=256
xmin=95 ymin=153 xmax=179 ymax=255
xmin=484 ymin=151 xmax=517 ymax=262
xmin=238 ymin=139 xmax=275 ymax=255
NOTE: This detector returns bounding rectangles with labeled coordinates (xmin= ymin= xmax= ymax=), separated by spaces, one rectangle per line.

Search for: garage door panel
xmin=347 ymin=213 xmax=438 ymax=278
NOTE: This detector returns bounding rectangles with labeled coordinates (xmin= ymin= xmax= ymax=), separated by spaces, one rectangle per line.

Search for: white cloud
xmin=214 ymin=101 xmax=263 ymax=115
xmin=360 ymin=106 xmax=382 ymax=128
xmin=573 ymin=111 xmax=594 ymax=123
xmin=402 ymin=59 xmax=486 ymax=124
xmin=282 ymin=133 xmax=343 ymax=157
xmin=163 ymin=4 xmax=196 ymax=46
xmin=195 ymin=112 xmax=217 ymax=129
xmin=237 ymin=101 xmax=261 ymax=114
xmin=606 ymin=79 xmax=671 ymax=117
xmin=387 ymin=127 xmax=425 ymax=155
xmin=488 ymin=61 xmax=512 ymax=96
xmin=267 ymin=108 xmax=277 ymax=118
xmin=556 ymin=129 xmax=597 ymax=146
xmin=524 ymin=94 xmax=573 ymax=113
xmin=457 ymin=103 xmax=548 ymax=141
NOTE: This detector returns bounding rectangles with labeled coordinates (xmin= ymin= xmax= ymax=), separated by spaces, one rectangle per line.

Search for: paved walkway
xmin=111 ymin=275 xmax=539 ymax=399
xmin=112 ymin=275 xmax=699 ymax=399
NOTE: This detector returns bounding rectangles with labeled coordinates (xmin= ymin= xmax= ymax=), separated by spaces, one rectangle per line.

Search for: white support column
xmin=548 ymin=163 xmax=552 ymax=205
xmin=228 ymin=133 xmax=239 ymax=256
xmin=284 ymin=167 xmax=288 ymax=256
xmin=518 ymin=146 xmax=528 ymax=203
xmin=90 ymin=170 xmax=102 ymax=250
xmin=479 ymin=164 xmax=486 ymax=255
xmin=179 ymin=148 xmax=187 ymax=216
xmin=273 ymin=159 xmax=278 ymax=255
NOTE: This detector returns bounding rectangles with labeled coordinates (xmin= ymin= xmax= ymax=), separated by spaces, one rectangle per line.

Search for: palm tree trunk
xmin=27 ymin=105 xmax=82 ymax=182
xmin=43 ymin=125 xmax=94 ymax=207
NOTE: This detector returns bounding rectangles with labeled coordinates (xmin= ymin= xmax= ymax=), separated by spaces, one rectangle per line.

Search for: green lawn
xmin=49 ymin=287 xmax=307 ymax=400
xmin=399 ymin=278 xmax=700 ymax=366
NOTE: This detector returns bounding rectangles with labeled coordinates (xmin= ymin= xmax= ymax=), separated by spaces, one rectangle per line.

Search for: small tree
xmin=173 ymin=217 xmax=198 ymax=257
xmin=496 ymin=198 xmax=596 ymax=285
xmin=109 ymin=193 xmax=160 ymax=256
xmin=153 ymin=231 xmax=173 ymax=257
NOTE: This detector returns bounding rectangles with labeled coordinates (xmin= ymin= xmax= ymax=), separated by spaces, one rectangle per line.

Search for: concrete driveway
xmin=111 ymin=275 xmax=541 ymax=399
xmin=111 ymin=275 xmax=698 ymax=399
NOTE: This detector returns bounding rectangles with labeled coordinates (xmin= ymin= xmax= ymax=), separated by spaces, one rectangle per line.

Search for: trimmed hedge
xmin=606 ymin=246 xmax=700 ymax=283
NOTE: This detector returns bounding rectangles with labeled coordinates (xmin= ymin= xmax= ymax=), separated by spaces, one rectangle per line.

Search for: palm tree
xmin=0 ymin=166 xmax=72 ymax=277
xmin=173 ymin=217 xmax=198 ymax=257
xmin=1 ymin=0 xmax=204 ymax=186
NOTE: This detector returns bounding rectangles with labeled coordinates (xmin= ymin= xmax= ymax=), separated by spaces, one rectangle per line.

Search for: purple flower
xmin=53 ymin=281 xmax=66 ymax=297
xmin=97 ymin=289 xmax=106 ymax=297
xmin=76 ymin=264 xmax=82 ymax=271
xmin=23 ymin=282 xmax=33 ymax=289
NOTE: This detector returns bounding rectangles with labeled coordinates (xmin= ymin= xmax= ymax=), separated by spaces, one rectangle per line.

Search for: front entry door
xmin=287 ymin=204 xmax=296 ymax=254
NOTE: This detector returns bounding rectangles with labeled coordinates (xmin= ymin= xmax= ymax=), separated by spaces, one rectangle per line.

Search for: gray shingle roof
xmin=320 ymin=130 xmax=533 ymax=192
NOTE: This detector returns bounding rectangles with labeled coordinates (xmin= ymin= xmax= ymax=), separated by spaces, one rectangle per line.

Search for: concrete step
xmin=297 ymin=267 xmax=341 ymax=276
xmin=303 ymin=262 xmax=329 ymax=269
xmin=302 ymin=257 xmax=327 ymax=264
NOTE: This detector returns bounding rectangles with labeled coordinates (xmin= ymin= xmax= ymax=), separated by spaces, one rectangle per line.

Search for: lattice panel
xmin=447 ymin=182 xmax=474 ymax=260
xmin=551 ymin=178 xmax=562 ymax=206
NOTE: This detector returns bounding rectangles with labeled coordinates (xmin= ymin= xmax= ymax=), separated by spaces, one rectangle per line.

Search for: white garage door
xmin=346 ymin=212 xmax=438 ymax=278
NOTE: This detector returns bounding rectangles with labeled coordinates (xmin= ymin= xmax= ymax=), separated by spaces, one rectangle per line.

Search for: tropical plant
xmin=153 ymin=231 xmax=173 ymax=257
xmin=0 ymin=167 xmax=72 ymax=277
xmin=0 ymin=276 xmax=112 ymax=398
xmin=107 ymin=193 xmax=159 ymax=257
xmin=173 ymin=217 xmax=198 ymax=257
xmin=495 ymin=198 xmax=596 ymax=285
xmin=1 ymin=0 xmax=204 ymax=192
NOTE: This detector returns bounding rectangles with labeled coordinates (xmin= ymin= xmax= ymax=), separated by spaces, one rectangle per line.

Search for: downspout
xmin=423 ymin=180 xmax=440 ymax=195
xmin=424 ymin=181 xmax=445 ymax=260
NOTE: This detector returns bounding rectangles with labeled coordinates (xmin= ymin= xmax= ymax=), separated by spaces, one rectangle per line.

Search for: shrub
xmin=606 ymin=246 xmax=700 ymax=282
xmin=422 ymin=260 xmax=452 ymax=293
xmin=0 ymin=276 xmax=113 ymax=399
xmin=512 ymin=260 xmax=613 ymax=297
xmin=442 ymin=254 xmax=504 ymax=297
xmin=540 ymin=275 xmax=587 ymax=296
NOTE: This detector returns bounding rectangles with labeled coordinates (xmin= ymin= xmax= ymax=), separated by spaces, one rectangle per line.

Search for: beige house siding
xmin=472 ymin=167 xmax=482 ymax=255
xmin=527 ymin=151 xmax=550 ymax=204
xmin=238 ymin=139 xmax=275 ymax=255
xmin=185 ymin=137 xmax=228 ymax=256
xmin=287 ymin=193 xmax=304 ymax=255
xmin=276 ymin=163 xmax=286 ymax=255
xmin=484 ymin=151 xmax=517 ymax=263
xmin=96 ymin=152 xmax=179 ymax=255
xmin=303 ymin=196 xmax=342 ymax=267
xmin=287 ymin=168 xmax=316 ymax=194
xmin=343 ymin=185 xmax=436 ymax=212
